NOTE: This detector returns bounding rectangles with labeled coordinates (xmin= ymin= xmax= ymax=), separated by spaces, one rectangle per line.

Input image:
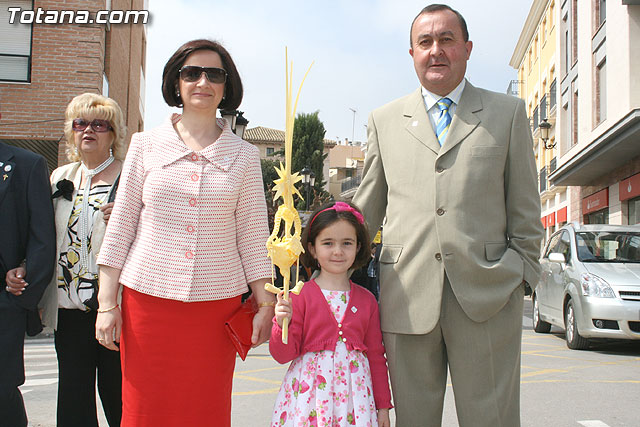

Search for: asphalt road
xmin=22 ymin=297 xmax=640 ymax=426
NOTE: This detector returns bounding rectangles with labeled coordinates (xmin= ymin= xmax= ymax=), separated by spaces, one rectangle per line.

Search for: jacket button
xmin=435 ymin=253 xmax=442 ymax=261
xmin=339 ymin=331 xmax=343 ymax=335
xmin=337 ymin=323 xmax=342 ymax=328
xmin=437 ymin=208 xmax=445 ymax=216
xmin=342 ymin=337 xmax=347 ymax=342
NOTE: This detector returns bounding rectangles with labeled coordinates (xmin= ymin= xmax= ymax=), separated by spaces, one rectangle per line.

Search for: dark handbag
xmin=225 ymin=296 xmax=257 ymax=360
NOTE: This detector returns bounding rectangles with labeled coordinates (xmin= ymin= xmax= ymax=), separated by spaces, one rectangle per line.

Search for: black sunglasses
xmin=72 ymin=118 xmax=113 ymax=133
xmin=179 ymin=66 xmax=227 ymax=84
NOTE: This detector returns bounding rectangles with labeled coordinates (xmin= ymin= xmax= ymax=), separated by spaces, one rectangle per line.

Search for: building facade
xmin=0 ymin=0 xmax=147 ymax=170
xmin=511 ymin=0 xmax=571 ymax=242
xmin=550 ymin=0 xmax=640 ymax=225
xmin=327 ymin=141 xmax=365 ymax=201
xmin=243 ymin=125 xmax=336 ymax=193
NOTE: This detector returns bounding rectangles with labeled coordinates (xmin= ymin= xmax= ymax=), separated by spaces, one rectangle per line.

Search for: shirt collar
xmin=155 ymin=114 xmax=240 ymax=171
xmin=421 ymin=78 xmax=466 ymax=112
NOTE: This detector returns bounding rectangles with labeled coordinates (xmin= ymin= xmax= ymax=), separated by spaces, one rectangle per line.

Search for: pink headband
xmin=309 ymin=202 xmax=365 ymax=229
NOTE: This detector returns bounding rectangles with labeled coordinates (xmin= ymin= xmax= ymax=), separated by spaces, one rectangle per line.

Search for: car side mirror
xmin=549 ymin=252 xmax=565 ymax=264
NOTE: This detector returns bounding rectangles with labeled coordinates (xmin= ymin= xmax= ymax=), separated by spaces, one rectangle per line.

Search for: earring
xmin=176 ymin=88 xmax=180 ymax=97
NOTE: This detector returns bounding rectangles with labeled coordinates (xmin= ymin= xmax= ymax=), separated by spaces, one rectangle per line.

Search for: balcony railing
xmin=506 ymin=80 xmax=523 ymax=97
xmin=549 ymin=157 xmax=557 ymax=173
xmin=539 ymin=166 xmax=547 ymax=193
xmin=540 ymin=95 xmax=547 ymax=121
xmin=341 ymin=175 xmax=362 ymax=193
xmin=549 ymin=79 xmax=557 ymax=111
xmin=532 ymin=106 xmax=539 ymax=130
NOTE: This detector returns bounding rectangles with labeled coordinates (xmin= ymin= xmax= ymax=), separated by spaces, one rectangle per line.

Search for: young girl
xmin=270 ymin=201 xmax=392 ymax=427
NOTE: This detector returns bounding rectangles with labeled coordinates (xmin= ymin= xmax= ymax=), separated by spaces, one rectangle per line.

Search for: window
xmin=572 ymin=81 xmax=578 ymax=146
xmin=571 ymin=0 xmax=578 ymax=65
xmin=549 ymin=79 xmax=557 ymax=111
xmin=542 ymin=18 xmax=547 ymax=43
xmin=564 ymin=30 xmax=570 ymax=75
xmin=595 ymin=0 xmax=606 ymax=30
xmin=266 ymin=147 xmax=275 ymax=156
xmin=0 ymin=0 xmax=33 ymax=82
xmin=595 ymin=60 xmax=606 ymax=125
xmin=549 ymin=1 xmax=555 ymax=27
xmin=629 ymin=197 xmax=640 ymax=225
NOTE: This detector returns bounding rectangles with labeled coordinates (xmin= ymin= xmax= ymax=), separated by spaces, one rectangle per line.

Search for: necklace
xmin=79 ymin=155 xmax=114 ymax=269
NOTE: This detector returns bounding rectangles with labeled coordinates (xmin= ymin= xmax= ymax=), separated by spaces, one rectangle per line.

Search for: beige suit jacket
xmin=353 ymin=81 xmax=544 ymax=334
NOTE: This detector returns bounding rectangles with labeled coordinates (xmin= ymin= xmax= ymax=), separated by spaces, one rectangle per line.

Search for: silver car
xmin=533 ymin=224 xmax=640 ymax=349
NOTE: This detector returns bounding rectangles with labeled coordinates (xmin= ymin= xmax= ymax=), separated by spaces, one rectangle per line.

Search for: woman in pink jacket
xmin=94 ymin=39 xmax=275 ymax=427
xmin=270 ymin=201 xmax=392 ymax=427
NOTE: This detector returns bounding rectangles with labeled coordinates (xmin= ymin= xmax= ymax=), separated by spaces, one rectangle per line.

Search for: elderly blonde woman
xmin=6 ymin=93 xmax=126 ymax=426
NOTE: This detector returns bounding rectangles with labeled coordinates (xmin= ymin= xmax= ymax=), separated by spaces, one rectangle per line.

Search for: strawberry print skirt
xmin=271 ymin=289 xmax=378 ymax=427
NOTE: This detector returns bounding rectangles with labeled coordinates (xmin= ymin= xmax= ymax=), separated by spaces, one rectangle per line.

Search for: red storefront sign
xmin=619 ymin=173 xmax=640 ymax=201
xmin=582 ymin=188 xmax=609 ymax=215
xmin=541 ymin=216 xmax=547 ymax=228
xmin=557 ymin=206 xmax=567 ymax=223
xmin=547 ymin=212 xmax=556 ymax=227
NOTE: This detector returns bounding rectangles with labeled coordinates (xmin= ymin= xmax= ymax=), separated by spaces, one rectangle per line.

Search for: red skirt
xmin=120 ymin=287 xmax=240 ymax=427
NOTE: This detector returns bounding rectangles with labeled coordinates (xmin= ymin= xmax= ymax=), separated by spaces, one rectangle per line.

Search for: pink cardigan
xmin=270 ymin=280 xmax=392 ymax=409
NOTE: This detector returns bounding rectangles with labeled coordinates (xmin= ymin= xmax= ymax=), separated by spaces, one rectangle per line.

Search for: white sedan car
xmin=533 ymin=224 xmax=640 ymax=349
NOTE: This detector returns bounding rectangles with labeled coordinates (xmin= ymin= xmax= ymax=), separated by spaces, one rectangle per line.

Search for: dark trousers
xmin=0 ymin=291 xmax=28 ymax=427
xmin=55 ymin=309 xmax=122 ymax=427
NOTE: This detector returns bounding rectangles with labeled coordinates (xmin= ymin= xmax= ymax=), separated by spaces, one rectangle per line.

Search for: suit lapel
xmin=0 ymin=143 xmax=16 ymax=207
xmin=403 ymin=88 xmax=442 ymax=155
xmin=438 ymin=82 xmax=482 ymax=158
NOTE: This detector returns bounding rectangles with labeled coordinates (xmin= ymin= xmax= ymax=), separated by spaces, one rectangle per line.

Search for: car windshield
xmin=575 ymin=231 xmax=640 ymax=263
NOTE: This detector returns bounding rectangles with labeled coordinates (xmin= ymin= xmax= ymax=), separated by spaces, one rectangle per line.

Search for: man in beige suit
xmin=353 ymin=4 xmax=543 ymax=427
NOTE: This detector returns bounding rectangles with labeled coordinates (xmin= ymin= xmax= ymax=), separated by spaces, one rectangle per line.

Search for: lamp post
xmin=539 ymin=118 xmax=554 ymax=149
xmin=220 ymin=109 xmax=249 ymax=139
xmin=300 ymin=166 xmax=315 ymax=211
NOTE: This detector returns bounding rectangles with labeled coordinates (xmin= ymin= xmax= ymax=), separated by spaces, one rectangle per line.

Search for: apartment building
xmin=550 ymin=0 xmax=640 ymax=225
xmin=0 ymin=0 xmax=147 ymax=170
xmin=511 ymin=0 xmax=571 ymax=241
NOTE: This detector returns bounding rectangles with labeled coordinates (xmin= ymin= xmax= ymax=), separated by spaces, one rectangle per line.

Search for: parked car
xmin=533 ymin=223 xmax=640 ymax=349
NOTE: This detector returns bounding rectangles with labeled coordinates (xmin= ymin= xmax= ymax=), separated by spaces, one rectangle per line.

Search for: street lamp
xmin=539 ymin=119 xmax=554 ymax=149
xmin=220 ymin=109 xmax=249 ymax=139
xmin=300 ymin=166 xmax=314 ymax=211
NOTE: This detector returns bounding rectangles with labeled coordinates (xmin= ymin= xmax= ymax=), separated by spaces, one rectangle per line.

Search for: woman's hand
xmin=95 ymin=307 xmax=122 ymax=352
xmin=274 ymin=291 xmax=292 ymax=329
xmin=377 ymin=408 xmax=390 ymax=427
xmin=251 ymin=304 xmax=275 ymax=347
xmin=100 ymin=202 xmax=115 ymax=223
xmin=5 ymin=266 xmax=27 ymax=296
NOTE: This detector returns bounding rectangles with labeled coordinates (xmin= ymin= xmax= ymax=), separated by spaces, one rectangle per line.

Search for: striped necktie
xmin=435 ymin=97 xmax=453 ymax=145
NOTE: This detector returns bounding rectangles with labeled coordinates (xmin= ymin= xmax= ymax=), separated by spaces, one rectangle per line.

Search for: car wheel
xmin=532 ymin=293 xmax=551 ymax=333
xmin=564 ymin=299 xmax=589 ymax=350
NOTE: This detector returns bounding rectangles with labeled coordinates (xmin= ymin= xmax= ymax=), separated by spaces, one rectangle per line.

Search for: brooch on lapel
xmin=3 ymin=164 xmax=12 ymax=181
xmin=52 ymin=179 xmax=74 ymax=201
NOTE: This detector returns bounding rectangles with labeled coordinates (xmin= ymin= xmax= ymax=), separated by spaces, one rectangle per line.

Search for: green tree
xmin=261 ymin=158 xmax=280 ymax=231
xmin=292 ymin=111 xmax=329 ymax=210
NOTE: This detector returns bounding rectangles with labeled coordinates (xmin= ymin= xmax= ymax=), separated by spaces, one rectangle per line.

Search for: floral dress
xmin=271 ymin=289 xmax=379 ymax=427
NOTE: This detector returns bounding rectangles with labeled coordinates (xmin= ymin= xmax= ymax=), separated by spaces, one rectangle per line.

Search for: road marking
xmin=22 ymin=378 xmax=57 ymax=387
xmin=578 ymin=421 xmax=611 ymax=427
xmin=521 ymin=368 xmax=568 ymax=378
xmin=26 ymin=369 xmax=58 ymax=377
xmin=233 ymin=374 xmax=282 ymax=385
xmin=233 ymin=387 xmax=281 ymax=396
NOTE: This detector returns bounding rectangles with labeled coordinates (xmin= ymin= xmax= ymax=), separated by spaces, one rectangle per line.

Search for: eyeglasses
xmin=179 ymin=66 xmax=227 ymax=84
xmin=72 ymin=118 xmax=113 ymax=133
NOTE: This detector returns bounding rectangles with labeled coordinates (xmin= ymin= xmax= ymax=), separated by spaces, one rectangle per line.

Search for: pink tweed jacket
xmin=97 ymin=115 xmax=271 ymax=301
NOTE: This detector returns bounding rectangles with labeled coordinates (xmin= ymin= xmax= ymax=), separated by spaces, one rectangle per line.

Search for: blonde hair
xmin=64 ymin=93 xmax=127 ymax=162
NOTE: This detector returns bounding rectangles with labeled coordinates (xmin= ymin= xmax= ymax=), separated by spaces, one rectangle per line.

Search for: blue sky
xmin=144 ymin=1 xmax=532 ymax=143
